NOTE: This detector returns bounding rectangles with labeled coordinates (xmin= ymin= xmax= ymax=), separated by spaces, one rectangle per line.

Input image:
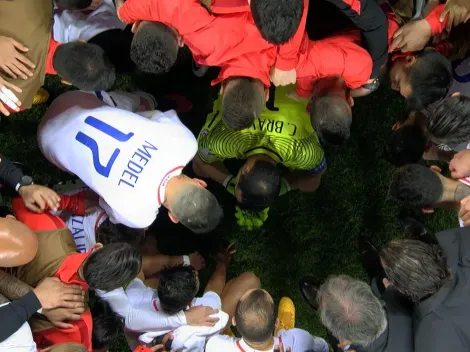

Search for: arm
xmin=0 ymin=156 xmax=24 ymax=190
xmin=285 ymin=168 xmax=326 ymax=193
xmin=425 ymin=4 xmax=448 ymax=35
xmin=204 ymin=245 xmax=233 ymax=296
xmin=11 ymin=196 xmax=67 ymax=231
xmin=192 ymin=155 xmax=231 ymax=186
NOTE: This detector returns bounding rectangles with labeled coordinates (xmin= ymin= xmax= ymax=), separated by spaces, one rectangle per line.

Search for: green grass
xmin=4 ymin=53 xmax=458 ymax=350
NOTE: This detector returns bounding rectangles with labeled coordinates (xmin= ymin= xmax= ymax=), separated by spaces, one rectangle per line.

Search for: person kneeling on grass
xmin=206 ymin=289 xmax=329 ymax=352
xmin=193 ymin=85 xmax=326 ymax=229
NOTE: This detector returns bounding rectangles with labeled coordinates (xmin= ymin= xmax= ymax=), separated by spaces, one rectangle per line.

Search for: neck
xmin=163 ymin=176 xmax=178 ymax=208
xmin=244 ymin=337 xmax=275 ymax=351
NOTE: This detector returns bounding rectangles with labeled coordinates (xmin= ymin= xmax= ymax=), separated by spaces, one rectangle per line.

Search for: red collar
xmin=53 ymin=249 xmax=93 ymax=291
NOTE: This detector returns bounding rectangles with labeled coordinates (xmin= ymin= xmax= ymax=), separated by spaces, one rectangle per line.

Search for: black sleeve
xmin=0 ymin=156 xmax=25 ymax=191
xmin=0 ymin=291 xmax=41 ymax=343
xmin=325 ymin=0 xmax=388 ymax=78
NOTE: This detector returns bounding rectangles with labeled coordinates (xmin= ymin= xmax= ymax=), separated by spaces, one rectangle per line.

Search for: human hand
xmin=338 ymin=340 xmax=356 ymax=352
xmin=19 ymin=184 xmax=61 ymax=213
xmin=440 ymin=0 xmax=470 ymax=32
xmin=270 ymin=68 xmax=297 ymax=86
xmin=0 ymin=36 xmax=35 ymax=79
xmin=149 ymin=332 xmax=173 ymax=351
xmin=458 ymin=195 xmax=470 ymax=226
xmin=449 ymin=150 xmax=470 ymax=179
xmin=390 ymin=20 xmax=432 ymax=52
xmin=215 ymin=242 xmax=236 ymax=267
xmin=184 ymin=305 xmax=220 ymax=326
xmin=188 ymin=251 xmax=206 ymax=271
xmin=0 ymin=76 xmax=21 ymax=115
xmin=33 ymin=277 xmax=84 ymax=310
xmin=42 ymin=306 xmax=84 ymax=329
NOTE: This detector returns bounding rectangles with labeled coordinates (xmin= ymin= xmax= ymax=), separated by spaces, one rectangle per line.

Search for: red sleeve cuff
xmin=275 ymin=57 xmax=298 ymax=71
xmin=425 ymin=4 xmax=447 ymax=36
xmin=58 ymin=193 xmax=85 ymax=215
xmin=133 ymin=346 xmax=152 ymax=352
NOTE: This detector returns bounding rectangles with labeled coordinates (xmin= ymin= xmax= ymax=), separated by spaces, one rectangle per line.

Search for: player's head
xmin=52 ymin=42 xmax=116 ymax=91
xmin=250 ymin=0 xmax=304 ymax=44
xmin=165 ymin=175 xmax=223 ymax=234
xmin=389 ymin=49 xmax=452 ymax=110
xmin=91 ymin=299 xmax=124 ymax=352
xmin=235 ymin=156 xmax=281 ymax=210
xmin=221 ymin=77 xmax=267 ymax=130
xmin=384 ymin=124 xmax=426 ymax=166
xmin=55 ymin=0 xmax=92 ymax=10
xmin=234 ymin=289 xmax=276 ymax=344
xmin=427 ymin=95 xmax=470 ymax=146
xmin=131 ymin=21 xmax=182 ymax=74
xmin=96 ymin=219 xmax=145 ymax=248
xmin=158 ymin=264 xmax=199 ymax=314
xmin=82 ymin=243 xmax=141 ymax=292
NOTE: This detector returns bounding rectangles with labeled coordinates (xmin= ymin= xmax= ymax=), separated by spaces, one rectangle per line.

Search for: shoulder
xmin=206 ymin=335 xmax=237 ymax=352
xmin=193 ymin=291 xmax=222 ymax=309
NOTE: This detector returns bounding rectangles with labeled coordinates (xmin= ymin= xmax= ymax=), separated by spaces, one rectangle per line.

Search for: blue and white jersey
xmin=38 ymin=91 xmax=197 ymax=228
xmin=449 ymin=54 xmax=470 ymax=97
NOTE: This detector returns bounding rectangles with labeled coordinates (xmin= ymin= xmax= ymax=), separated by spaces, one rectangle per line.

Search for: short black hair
xmin=158 ymin=264 xmax=198 ymax=315
xmin=131 ymin=21 xmax=179 ymax=74
xmin=83 ymin=243 xmax=141 ymax=292
xmin=91 ymin=299 xmax=124 ymax=350
xmin=250 ymin=0 xmax=304 ymax=44
xmin=96 ymin=219 xmax=145 ymax=247
xmin=384 ymin=124 xmax=426 ymax=166
xmin=235 ymin=289 xmax=276 ymax=343
xmin=55 ymin=0 xmax=92 ymax=10
xmin=427 ymin=95 xmax=470 ymax=146
xmin=390 ymin=164 xmax=443 ymax=208
xmin=310 ymin=96 xmax=352 ymax=145
xmin=53 ymin=42 xmax=116 ymax=91
xmin=407 ymin=50 xmax=452 ymax=110
xmin=238 ymin=160 xmax=281 ymax=209
xmin=222 ymin=77 xmax=265 ymax=130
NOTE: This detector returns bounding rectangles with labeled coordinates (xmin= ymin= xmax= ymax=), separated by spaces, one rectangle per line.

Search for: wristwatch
xmin=362 ymin=77 xmax=381 ymax=92
xmin=15 ymin=175 xmax=34 ymax=192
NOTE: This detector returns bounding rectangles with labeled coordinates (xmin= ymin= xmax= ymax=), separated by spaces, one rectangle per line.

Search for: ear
xmin=231 ymin=316 xmax=236 ymax=326
xmin=61 ymin=79 xmax=72 ymax=86
xmin=220 ymin=83 xmax=226 ymax=96
xmin=275 ymin=317 xmax=280 ymax=329
xmin=193 ymin=178 xmax=207 ymax=188
xmin=392 ymin=121 xmax=403 ymax=131
xmin=451 ymin=92 xmax=461 ymax=97
xmin=405 ymin=55 xmax=417 ymax=67
xmin=168 ymin=211 xmax=180 ymax=224
xmin=429 ymin=165 xmax=442 ymax=174
xmin=94 ymin=242 xmax=104 ymax=250
xmin=347 ymin=95 xmax=354 ymax=107
xmin=131 ymin=21 xmax=142 ymax=34
xmin=264 ymin=87 xmax=269 ymax=102
xmin=422 ymin=208 xmax=435 ymax=214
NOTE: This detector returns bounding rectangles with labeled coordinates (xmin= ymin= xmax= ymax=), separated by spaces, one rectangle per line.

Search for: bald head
xmin=0 ymin=216 xmax=38 ymax=267
xmin=235 ymin=289 xmax=276 ymax=343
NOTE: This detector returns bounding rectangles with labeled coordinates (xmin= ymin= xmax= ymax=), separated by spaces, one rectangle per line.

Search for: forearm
xmin=142 ymin=254 xmax=184 ymax=278
xmin=193 ymin=156 xmax=231 ymax=185
xmin=0 ymin=270 xmax=33 ymax=301
xmin=0 ymin=156 xmax=24 ymax=191
xmin=204 ymin=264 xmax=227 ymax=296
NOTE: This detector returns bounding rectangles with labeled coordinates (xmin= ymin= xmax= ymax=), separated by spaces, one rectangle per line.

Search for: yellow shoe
xmin=274 ymin=297 xmax=295 ymax=336
xmin=221 ymin=326 xmax=235 ymax=337
xmin=32 ymin=87 xmax=49 ymax=105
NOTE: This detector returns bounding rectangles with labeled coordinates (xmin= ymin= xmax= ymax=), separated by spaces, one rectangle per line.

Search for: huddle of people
xmin=1 ymin=0 xmax=470 ymax=351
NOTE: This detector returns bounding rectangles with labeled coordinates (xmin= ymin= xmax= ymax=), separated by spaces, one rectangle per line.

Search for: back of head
xmin=83 ymin=243 xmax=141 ymax=291
xmin=310 ymin=96 xmax=352 ymax=145
xmin=235 ymin=289 xmax=276 ymax=343
xmin=55 ymin=0 xmax=91 ymax=10
xmin=158 ymin=264 xmax=198 ymax=314
xmin=222 ymin=77 xmax=265 ymax=130
xmin=318 ymin=275 xmax=386 ymax=348
xmin=131 ymin=21 xmax=178 ymax=74
xmin=250 ymin=0 xmax=303 ymax=44
xmin=53 ymin=42 xmax=116 ymax=91
xmin=171 ymin=185 xmax=223 ymax=234
xmin=91 ymin=299 xmax=124 ymax=350
xmin=391 ymin=164 xmax=443 ymax=208
xmin=407 ymin=50 xmax=452 ymax=110
xmin=238 ymin=160 xmax=281 ymax=209
xmin=427 ymin=95 xmax=470 ymax=146
xmin=96 ymin=218 xmax=145 ymax=247
xmin=379 ymin=239 xmax=451 ymax=302
xmin=384 ymin=124 xmax=426 ymax=166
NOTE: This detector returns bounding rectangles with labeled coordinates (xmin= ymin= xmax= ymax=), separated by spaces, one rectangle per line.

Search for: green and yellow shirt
xmin=197 ymin=86 xmax=326 ymax=173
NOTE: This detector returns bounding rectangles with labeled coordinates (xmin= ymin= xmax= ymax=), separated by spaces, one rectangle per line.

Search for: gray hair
xmin=171 ymin=185 xmax=223 ymax=234
xmin=317 ymin=275 xmax=387 ymax=347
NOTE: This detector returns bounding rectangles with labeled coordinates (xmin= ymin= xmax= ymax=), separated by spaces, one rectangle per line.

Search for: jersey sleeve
xmin=11 ymin=197 xmax=67 ymax=231
xmin=425 ymin=4 xmax=447 ymax=36
xmin=197 ymin=109 xmax=226 ymax=164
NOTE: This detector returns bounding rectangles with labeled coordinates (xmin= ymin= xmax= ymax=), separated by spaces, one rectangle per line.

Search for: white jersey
xmin=449 ymin=55 xmax=470 ymax=97
xmin=53 ymin=0 xmax=126 ymax=43
xmin=38 ymin=91 xmax=198 ymax=228
xmin=206 ymin=329 xmax=329 ymax=352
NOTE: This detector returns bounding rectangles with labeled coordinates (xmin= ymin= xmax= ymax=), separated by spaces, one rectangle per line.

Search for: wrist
xmin=16 ymin=175 xmax=34 ymax=193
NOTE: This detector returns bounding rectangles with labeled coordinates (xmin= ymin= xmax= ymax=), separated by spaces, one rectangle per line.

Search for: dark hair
xmin=391 ymin=164 xmax=443 ymax=208
xmin=310 ymin=96 xmax=352 ymax=145
xmin=131 ymin=21 xmax=179 ymax=74
xmin=158 ymin=264 xmax=198 ymax=315
xmin=379 ymin=239 xmax=451 ymax=302
xmin=235 ymin=289 xmax=276 ymax=343
xmin=250 ymin=0 xmax=303 ymax=44
xmin=52 ymin=42 xmax=116 ymax=91
xmin=407 ymin=50 xmax=452 ymax=110
xmin=238 ymin=160 xmax=281 ymax=209
xmin=222 ymin=77 xmax=265 ymax=130
xmin=0 ymin=206 xmax=14 ymax=218
xmin=96 ymin=219 xmax=145 ymax=247
xmin=83 ymin=243 xmax=141 ymax=292
xmin=171 ymin=185 xmax=223 ymax=234
xmin=55 ymin=0 xmax=92 ymax=10
xmin=427 ymin=95 xmax=470 ymax=146
xmin=384 ymin=124 xmax=426 ymax=166
xmin=91 ymin=299 xmax=124 ymax=350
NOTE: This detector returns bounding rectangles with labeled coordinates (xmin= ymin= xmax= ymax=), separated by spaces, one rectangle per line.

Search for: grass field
xmin=3 ymin=50 xmax=458 ymax=350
